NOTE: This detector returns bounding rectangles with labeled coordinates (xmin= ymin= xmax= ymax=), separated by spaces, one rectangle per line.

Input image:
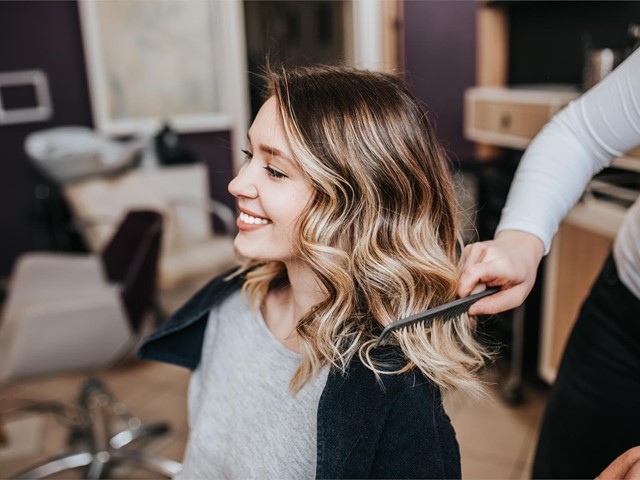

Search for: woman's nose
xmin=228 ymin=163 xmax=258 ymax=198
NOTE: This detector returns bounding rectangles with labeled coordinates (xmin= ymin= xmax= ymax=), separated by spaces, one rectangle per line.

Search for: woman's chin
xmin=234 ymin=239 xmax=267 ymax=261
xmin=233 ymin=237 xmax=252 ymax=259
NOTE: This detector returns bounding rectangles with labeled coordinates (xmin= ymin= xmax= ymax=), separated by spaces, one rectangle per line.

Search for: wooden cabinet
xmin=538 ymin=199 xmax=626 ymax=382
xmin=464 ymin=87 xmax=579 ymax=149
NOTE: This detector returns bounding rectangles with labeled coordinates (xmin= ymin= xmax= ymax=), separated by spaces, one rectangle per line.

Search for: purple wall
xmin=0 ymin=2 xmax=91 ymax=275
xmin=403 ymin=0 xmax=477 ymax=164
xmin=0 ymin=1 xmax=234 ymax=277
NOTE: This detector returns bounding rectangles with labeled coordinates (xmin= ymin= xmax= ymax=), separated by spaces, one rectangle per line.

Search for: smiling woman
xmin=139 ymin=64 xmax=489 ymax=479
xmin=228 ymin=96 xmax=315 ymax=264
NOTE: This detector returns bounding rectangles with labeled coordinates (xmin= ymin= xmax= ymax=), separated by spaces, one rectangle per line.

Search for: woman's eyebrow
xmin=247 ymin=132 xmax=294 ymax=167
xmin=258 ymin=144 xmax=294 ymax=165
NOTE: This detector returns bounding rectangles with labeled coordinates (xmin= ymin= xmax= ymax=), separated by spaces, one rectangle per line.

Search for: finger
xmin=458 ymin=259 xmax=502 ymax=297
xmin=470 ymin=283 xmax=487 ymax=294
xmin=597 ymin=455 xmax=629 ymax=480
xmin=457 ymin=273 xmax=480 ymax=298
xmin=460 ymin=242 xmax=488 ymax=270
xmin=625 ymin=459 xmax=640 ymax=480
xmin=598 ymin=447 xmax=640 ymax=480
xmin=597 ymin=460 xmax=626 ymax=480
xmin=468 ymin=286 xmax=526 ymax=315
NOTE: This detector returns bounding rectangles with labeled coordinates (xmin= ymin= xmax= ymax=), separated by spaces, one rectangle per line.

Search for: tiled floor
xmin=0 ymin=358 xmax=548 ymax=479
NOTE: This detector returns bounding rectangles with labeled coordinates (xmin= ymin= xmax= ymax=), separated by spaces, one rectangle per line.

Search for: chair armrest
xmin=71 ymin=214 xmax=120 ymax=231
xmin=167 ymin=198 xmax=236 ymax=234
xmin=206 ymin=199 xmax=236 ymax=234
xmin=67 ymin=214 xmax=122 ymax=252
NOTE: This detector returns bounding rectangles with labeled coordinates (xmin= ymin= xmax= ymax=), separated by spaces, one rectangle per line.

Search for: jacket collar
xmin=138 ymin=268 xmax=245 ymax=369
xmin=139 ymin=267 xmax=404 ymax=373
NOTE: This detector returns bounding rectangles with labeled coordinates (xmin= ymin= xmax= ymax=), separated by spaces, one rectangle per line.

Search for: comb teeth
xmin=374 ymin=286 xmax=500 ymax=348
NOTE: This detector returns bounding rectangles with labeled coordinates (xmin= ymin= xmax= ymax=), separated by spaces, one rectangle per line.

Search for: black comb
xmin=374 ymin=286 xmax=500 ymax=348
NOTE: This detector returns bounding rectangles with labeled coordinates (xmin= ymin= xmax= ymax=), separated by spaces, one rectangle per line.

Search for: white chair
xmin=63 ymin=163 xmax=237 ymax=292
xmin=0 ymin=210 xmax=182 ymax=479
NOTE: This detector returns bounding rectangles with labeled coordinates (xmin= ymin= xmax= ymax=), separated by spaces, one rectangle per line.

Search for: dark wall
xmin=403 ymin=0 xmax=477 ymax=164
xmin=506 ymin=1 xmax=640 ymax=86
xmin=0 ymin=1 xmax=234 ymax=277
xmin=0 ymin=2 xmax=91 ymax=275
xmin=402 ymin=1 xmax=639 ymax=162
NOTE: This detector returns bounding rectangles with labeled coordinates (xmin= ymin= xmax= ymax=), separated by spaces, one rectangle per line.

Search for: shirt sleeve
xmin=496 ymin=48 xmax=640 ymax=253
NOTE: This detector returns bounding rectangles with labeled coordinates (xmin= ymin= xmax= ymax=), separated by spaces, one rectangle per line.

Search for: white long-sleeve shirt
xmin=496 ymin=48 xmax=640 ymax=299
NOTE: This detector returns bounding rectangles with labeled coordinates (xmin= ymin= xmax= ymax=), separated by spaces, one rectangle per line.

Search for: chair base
xmin=16 ymin=449 xmax=182 ymax=479
xmin=13 ymin=377 xmax=181 ymax=479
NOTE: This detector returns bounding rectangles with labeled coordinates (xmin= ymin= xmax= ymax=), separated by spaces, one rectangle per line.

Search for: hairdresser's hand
xmin=458 ymin=230 xmax=545 ymax=315
xmin=597 ymin=446 xmax=640 ymax=480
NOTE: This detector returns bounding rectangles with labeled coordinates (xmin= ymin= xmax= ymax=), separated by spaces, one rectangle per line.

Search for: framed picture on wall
xmin=0 ymin=70 xmax=53 ymax=125
xmin=78 ymin=0 xmax=248 ymax=139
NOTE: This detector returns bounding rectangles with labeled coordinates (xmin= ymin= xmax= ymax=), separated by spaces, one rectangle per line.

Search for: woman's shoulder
xmin=320 ymin=348 xmax=445 ymax=426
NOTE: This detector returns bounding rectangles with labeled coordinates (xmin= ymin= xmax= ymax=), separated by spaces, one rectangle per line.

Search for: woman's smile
xmin=236 ymin=208 xmax=272 ymax=231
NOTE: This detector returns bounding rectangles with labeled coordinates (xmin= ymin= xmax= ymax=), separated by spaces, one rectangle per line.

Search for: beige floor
xmin=0 ymin=360 xmax=190 ymax=479
xmin=446 ymin=372 xmax=547 ymax=479
xmin=0 ymin=358 xmax=547 ymax=479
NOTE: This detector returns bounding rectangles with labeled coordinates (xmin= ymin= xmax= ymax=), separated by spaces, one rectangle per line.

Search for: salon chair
xmin=63 ymin=163 xmax=237 ymax=295
xmin=24 ymin=126 xmax=236 ymax=297
xmin=0 ymin=210 xmax=182 ymax=478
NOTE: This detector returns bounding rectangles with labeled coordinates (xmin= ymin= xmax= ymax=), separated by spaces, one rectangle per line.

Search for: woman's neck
xmin=262 ymin=260 xmax=324 ymax=353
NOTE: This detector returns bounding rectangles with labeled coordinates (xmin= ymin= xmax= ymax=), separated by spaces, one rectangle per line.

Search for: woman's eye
xmin=241 ymin=149 xmax=253 ymax=160
xmin=264 ymin=165 xmax=287 ymax=179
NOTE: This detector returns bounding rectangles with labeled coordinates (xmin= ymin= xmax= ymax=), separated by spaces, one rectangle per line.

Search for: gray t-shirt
xmin=177 ymin=290 xmax=329 ymax=480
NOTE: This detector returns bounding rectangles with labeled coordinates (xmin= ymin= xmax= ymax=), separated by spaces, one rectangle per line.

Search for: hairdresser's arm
xmin=459 ymin=48 xmax=640 ymax=315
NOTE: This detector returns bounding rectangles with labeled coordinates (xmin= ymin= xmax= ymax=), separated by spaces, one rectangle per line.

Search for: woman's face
xmin=228 ymin=97 xmax=314 ymax=263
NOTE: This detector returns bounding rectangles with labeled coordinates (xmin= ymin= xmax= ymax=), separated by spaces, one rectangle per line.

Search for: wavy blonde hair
xmin=235 ymin=65 xmax=489 ymax=394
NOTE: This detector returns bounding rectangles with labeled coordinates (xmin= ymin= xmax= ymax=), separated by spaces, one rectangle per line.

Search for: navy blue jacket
xmin=138 ymin=271 xmax=461 ymax=479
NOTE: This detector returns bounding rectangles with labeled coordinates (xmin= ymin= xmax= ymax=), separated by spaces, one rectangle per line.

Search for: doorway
xmin=242 ymin=0 xmax=402 ymax=118
xmin=243 ymin=0 xmax=352 ymax=118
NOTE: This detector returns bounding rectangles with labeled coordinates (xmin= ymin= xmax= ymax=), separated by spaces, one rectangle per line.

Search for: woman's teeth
xmin=239 ymin=212 xmax=270 ymax=225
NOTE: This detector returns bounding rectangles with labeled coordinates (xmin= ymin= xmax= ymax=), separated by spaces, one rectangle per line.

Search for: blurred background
xmin=1 ymin=1 xmax=639 ymax=478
